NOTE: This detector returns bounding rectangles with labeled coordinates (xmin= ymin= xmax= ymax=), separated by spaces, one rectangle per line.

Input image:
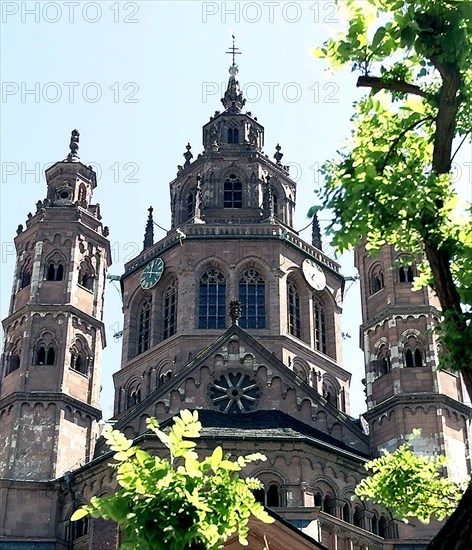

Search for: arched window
xmin=70 ymin=338 xmax=90 ymax=375
xmin=371 ymin=514 xmax=379 ymax=535
xmin=266 ymin=484 xmax=280 ymax=507
xmin=323 ymin=381 xmax=338 ymax=408
xmin=314 ymin=492 xmax=322 ymax=507
xmin=323 ymin=495 xmax=335 ymax=516
xmin=186 ymin=189 xmax=196 ymax=219
xmin=127 ymin=386 xmax=141 ymax=408
xmin=399 ymin=265 xmax=415 ymax=283
xmin=287 ymin=281 xmax=300 ymax=338
xmin=4 ymin=340 xmax=21 ymax=376
xmin=19 ymin=265 xmax=32 ymax=289
xmin=404 ymin=336 xmax=423 ymax=367
xmin=72 ymin=515 xmax=89 ymax=539
xmin=376 ymin=344 xmax=391 ymax=376
xmin=163 ymin=280 xmax=178 ymax=339
xmin=273 ymin=193 xmax=279 ymax=217
xmin=343 ymin=503 xmax=351 ymax=523
xmin=5 ymin=354 xmax=20 ymax=375
xmin=253 ymin=483 xmax=282 ymax=508
xmin=138 ymin=300 xmax=151 ymax=354
xmin=314 ymin=301 xmax=327 ymax=354
xmin=379 ymin=516 xmax=388 ymax=538
xmin=353 ymin=508 xmax=362 ymax=528
xmin=239 ymin=268 xmax=265 ymax=329
xmin=46 ymin=261 xmax=64 ymax=281
xmin=46 ymin=347 xmax=55 ymax=365
xmin=78 ymin=259 xmax=94 ymax=291
xmin=35 ymin=345 xmax=55 ymax=365
xmin=227 ymin=126 xmax=239 ymax=144
xmin=158 ymin=370 xmax=172 ymax=386
xmin=224 ymin=174 xmax=242 ymax=208
xmin=36 ymin=346 xmax=46 ymax=365
xmin=370 ymin=265 xmax=384 ymax=294
xmin=199 ymin=269 xmax=226 ymax=329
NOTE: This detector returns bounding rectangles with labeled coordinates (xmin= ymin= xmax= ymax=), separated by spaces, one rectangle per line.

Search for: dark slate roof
xmin=161 ymin=409 xmax=370 ymax=461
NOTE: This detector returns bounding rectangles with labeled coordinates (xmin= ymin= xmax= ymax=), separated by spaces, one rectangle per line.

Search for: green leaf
xmin=372 ymin=26 xmax=386 ymax=48
xmin=70 ymin=507 xmax=89 ymax=521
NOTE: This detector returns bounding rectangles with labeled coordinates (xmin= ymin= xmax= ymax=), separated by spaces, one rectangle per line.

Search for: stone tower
xmin=0 ymin=130 xmax=111 ymax=480
xmin=114 ymin=62 xmax=351 ymax=422
xmin=355 ymin=243 xmax=470 ymax=483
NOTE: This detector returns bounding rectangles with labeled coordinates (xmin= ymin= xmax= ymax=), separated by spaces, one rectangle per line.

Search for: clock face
xmin=140 ymin=257 xmax=164 ymax=289
xmin=302 ymin=258 xmax=326 ymax=291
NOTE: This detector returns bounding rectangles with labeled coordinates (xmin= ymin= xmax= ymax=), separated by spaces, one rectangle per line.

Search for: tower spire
xmin=222 ymin=35 xmax=245 ymax=113
xmin=143 ymin=206 xmax=154 ymax=250
xmin=311 ymin=212 xmax=323 ymax=250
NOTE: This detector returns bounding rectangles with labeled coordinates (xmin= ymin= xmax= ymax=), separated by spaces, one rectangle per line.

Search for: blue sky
xmin=1 ymin=1 xmax=470 ymax=419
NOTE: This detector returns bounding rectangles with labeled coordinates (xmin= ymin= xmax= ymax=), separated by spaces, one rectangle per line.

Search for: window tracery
xmin=163 ymin=279 xmax=178 ymax=339
xmin=78 ymin=258 xmax=95 ymax=291
xmin=199 ymin=269 xmax=226 ymax=329
xmin=223 ymin=174 xmax=242 ymax=208
xmin=287 ymin=281 xmax=301 ymax=338
xmin=314 ymin=300 xmax=327 ymax=354
xmin=376 ymin=343 xmax=391 ymax=376
xmin=33 ymin=332 xmax=57 ymax=365
xmin=70 ymin=338 xmax=90 ymax=375
xmin=369 ymin=264 xmax=384 ymax=294
xmin=4 ymin=339 xmax=21 ymax=376
xmin=138 ymin=299 xmax=151 ymax=354
xmin=239 ymin=268 xmax=265 ymax=329
xmin=403 ymin=335 xmax=424 ymax=367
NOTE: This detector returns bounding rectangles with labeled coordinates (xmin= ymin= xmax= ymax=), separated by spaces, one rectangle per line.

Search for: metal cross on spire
xmin=226 ymin=33 xmax=241 ymax=66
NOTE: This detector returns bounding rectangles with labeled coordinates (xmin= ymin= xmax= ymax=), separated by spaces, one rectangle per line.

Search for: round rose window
xmin=209 ymin=372 xmax=261 ymax=413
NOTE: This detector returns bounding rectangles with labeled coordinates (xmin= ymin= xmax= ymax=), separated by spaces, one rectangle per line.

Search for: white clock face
xmin=302 ymin=258 xmax=326 ymax=291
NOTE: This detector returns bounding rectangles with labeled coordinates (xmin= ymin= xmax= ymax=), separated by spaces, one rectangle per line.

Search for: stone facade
xmin=0 ymin=66 xmax=469 ymax=550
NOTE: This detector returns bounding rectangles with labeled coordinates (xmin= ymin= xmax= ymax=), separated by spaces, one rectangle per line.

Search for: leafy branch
xmin=72 ymin=410 xmax=273 ymax=550
xmin=355 ymin=429 xmax=465 ymax=524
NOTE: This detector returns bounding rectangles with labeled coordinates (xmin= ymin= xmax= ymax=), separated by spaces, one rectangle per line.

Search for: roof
xmin=161 ymin=409 xmax=370 ymax=461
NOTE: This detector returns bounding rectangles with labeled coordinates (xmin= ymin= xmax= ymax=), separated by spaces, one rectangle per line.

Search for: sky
xmin=1 ymin=1 xmax=470 ymax=420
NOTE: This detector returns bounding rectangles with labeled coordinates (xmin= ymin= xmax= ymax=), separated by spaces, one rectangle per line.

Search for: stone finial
xmin=221 ymin=64 xmax=246 ymax=113
xmin=143 ymin=206 xmax=154 ymax=251
xmin=183 ymin=143 xmax=193 ymax=166
xmin=16 ymin=224 xmax=23 ymax=235
xmin=67 ymin=129 xmax=80 ymax=162
xmin=274 ymin=144 xmax=283 ymax=165
xmin=311 ymin=212 xmax=323 ymax=250
xmin=229 ymin=300 xmax=242 ymax=325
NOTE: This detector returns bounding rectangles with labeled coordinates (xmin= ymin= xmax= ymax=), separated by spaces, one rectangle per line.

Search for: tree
xmin=311 ymin=0 xmax=471 ymax=546
xmin=311 ymin=0 xmax=471 ymax=385
xmin=354 ymin=429 xmax=464 ymax=523
xmin=71 ymin=410 xmax=273 ymax=550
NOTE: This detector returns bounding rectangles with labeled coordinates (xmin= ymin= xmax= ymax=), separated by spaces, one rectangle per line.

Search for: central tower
xmin=114 ymin=61 xmax=351 ymax=423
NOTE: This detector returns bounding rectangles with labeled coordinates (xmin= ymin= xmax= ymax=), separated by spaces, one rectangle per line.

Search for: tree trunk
xmin=427 ymin=485 xmax=472 ymax=549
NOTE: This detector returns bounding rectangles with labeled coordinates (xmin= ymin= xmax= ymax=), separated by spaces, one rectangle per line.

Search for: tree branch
xmin=381 ymin=116 xmax=434 ymax=172
xmin=357 ymin=76 xmax=430 ymax=98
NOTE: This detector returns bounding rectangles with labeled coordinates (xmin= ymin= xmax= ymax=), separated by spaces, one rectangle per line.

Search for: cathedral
xmin=0 ymin=58 xmax=470 ymax=550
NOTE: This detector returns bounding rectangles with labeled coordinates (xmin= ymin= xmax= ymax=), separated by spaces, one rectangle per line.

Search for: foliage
xmin=310 ymin=0 xmax=472 ymax=375
xmin=355 ymin=429 xmax=464 ymax=523
xmin=71 ymin=410 xmax=273 ymax=550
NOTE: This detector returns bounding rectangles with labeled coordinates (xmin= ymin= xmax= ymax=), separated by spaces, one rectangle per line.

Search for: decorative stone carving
xmin=209 ymin=371 xmax=261 ymax=413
